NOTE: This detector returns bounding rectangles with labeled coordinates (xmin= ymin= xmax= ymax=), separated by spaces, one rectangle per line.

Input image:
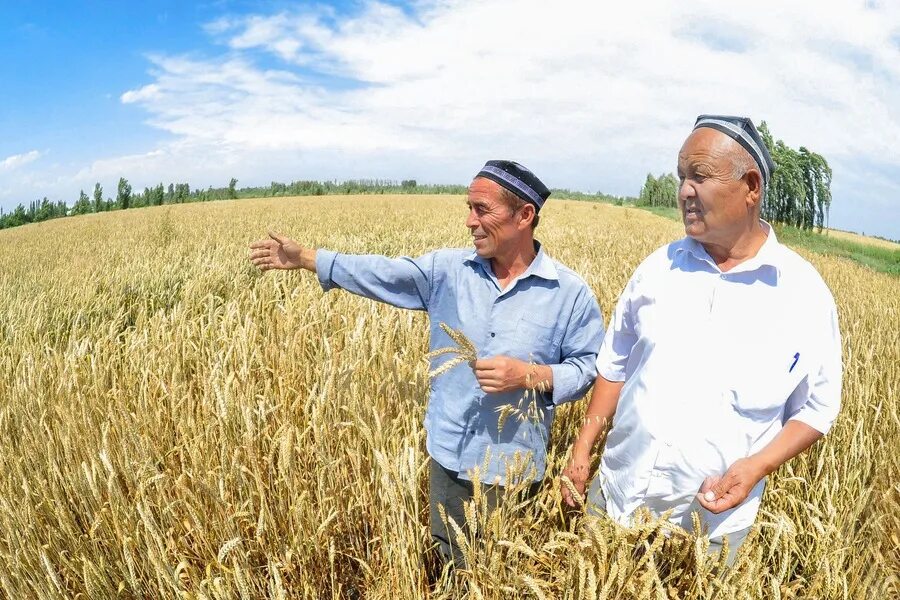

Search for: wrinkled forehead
xmin=467 ymin=176 xmax=505 ymax=200
xmin=678 ymin=127 xmax=740 ymax=165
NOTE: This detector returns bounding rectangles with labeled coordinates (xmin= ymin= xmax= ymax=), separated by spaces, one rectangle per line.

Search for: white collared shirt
xmin=595 ymin=223 xmax=842 ymax=537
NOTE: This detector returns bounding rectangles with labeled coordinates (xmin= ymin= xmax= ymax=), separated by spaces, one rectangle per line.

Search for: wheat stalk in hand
xmin=424 ymin=323 xmax=477 ymax=379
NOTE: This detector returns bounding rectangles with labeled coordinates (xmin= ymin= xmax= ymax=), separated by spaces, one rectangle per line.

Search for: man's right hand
xmin=249 ymin=231 xmax=305 ymax=271
xmin=561 ymin=449 xmax=591 ymax=507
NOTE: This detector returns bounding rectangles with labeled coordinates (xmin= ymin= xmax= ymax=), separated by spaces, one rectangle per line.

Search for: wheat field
xmin=0 ymin=195 xmax=896 ymax=599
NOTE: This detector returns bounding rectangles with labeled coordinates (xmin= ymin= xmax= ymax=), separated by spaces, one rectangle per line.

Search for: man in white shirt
xmin=561 ymin=115 xmax=842 ymax=565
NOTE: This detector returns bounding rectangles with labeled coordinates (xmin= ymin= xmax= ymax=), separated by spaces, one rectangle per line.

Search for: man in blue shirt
xmin=250 ymin=160 xmax=604 ymax=567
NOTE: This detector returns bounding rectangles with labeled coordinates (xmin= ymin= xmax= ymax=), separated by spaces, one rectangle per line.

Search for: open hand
xmin=697 ymin=457 xmax=766 ymax=514
xmin=249 ymin=231 xmax=303 ymax=271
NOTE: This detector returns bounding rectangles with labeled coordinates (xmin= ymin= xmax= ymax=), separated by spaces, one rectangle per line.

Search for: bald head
xmin=692 ymin=115 xmax=774 ymax=184
xmin=676 ymin=127 xmax=767 ymax=247
xmin=681 ymin=128 xmax=765 ymax=211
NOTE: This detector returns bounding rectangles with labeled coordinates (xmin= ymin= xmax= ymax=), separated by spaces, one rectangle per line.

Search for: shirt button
xmin=469 ymin=430 xmax=476 ymax=434
xmin=490 ymin=332 xmax=495 ymax=337
xmin=720 ymin=274 xmax=727 ymax=280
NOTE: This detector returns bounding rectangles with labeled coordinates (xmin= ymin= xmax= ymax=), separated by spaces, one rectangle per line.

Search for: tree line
xmin=0 ymin=178 xmax=475 ymax=231
xmin=0 ymin=174 xmax=636 ymax=232
xmin=637 ymin=122 xmax=833 ymax=231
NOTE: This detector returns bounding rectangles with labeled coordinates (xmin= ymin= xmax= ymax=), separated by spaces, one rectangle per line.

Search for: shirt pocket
xmin=727 ymin=344 xmax=804 ymax=415
xmin=515 ymin=316 xmax=562 ymax=364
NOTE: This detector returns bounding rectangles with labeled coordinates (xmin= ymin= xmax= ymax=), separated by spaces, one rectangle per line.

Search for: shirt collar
xmin=678 ymin=220 xmax=783 ymax=276
xmin=464 ymin=240 xmax=559 ymax=282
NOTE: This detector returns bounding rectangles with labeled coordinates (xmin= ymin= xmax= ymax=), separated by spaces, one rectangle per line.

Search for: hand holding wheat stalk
xmin=424 ymin=322 xmax=477 ymax=380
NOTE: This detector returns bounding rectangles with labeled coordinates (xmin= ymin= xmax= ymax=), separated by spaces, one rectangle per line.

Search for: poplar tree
xmin=758 ymin=122 xmax=832 ymax=230
xmin=73 ymin=190 xmax=92 ymax=215
xmin=116 ymin=178 xmax=132 ymax=210
xmin=93 ymin=183 xmax=104 ymax=212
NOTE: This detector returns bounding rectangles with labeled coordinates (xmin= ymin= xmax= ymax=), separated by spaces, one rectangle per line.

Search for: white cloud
xmin=1 ymin=150 xmax=42 ymax=171
xmin=122 ymin=1 xmax=900 ymax=169
xmin=6 ymin=0 xmax=900 ymax=237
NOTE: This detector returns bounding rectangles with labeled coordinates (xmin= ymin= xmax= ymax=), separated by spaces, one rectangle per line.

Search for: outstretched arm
xmin=249 ymin=232 xmax=316 ymax=272
xmin=249 ymin=231 xmax=434 ymax=311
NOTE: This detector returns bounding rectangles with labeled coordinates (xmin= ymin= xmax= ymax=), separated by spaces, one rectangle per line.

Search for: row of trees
xmin=0 ymin=178 xmax=477 ymax=231
xmin=0 ymin=178 xmax=238 ymax=230
xmin=239 ymin=178 xmax=468 ymax=198
xmin=637 ymin=123 xmax=833 ymax=231
xmin=637 ymin=173 xmax=679 ymax=208
xmin=757 ymin=123 xmax=832 ymax=230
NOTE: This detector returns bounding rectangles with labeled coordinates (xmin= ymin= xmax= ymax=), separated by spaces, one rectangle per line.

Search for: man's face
xmin=677 ymin=128 xmax=754 ymax=245
xmin=465 ymin=178 xmax=525 ymax=259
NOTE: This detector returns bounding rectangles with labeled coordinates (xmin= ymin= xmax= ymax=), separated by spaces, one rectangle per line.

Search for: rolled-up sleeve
xmin=783 ymin=298 xmax=842 ymax=434
xmin=315 ymin=250 xmax=435 ymax=311
xmin=548 ymin=286 xmax=604 ymax=406
xmin=596 ymin=275 xmax=640 ymax=382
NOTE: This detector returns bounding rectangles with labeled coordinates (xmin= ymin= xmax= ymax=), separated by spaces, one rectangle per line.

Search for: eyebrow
xmin=678 ymin=159 xmax=713 ymax=174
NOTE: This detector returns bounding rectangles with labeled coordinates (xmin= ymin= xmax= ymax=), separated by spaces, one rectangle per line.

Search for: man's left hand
xmin=696 ymin=457 xmax=766 ymax=514
xmin=473 ymin=356 xmax=528 ymax=393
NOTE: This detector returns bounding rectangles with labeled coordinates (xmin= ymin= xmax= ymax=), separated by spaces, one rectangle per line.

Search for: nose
xmin=678 ymin=179 xmax=695 ymax=204
xmin=466 ymin=206 xmax=479 ymax=230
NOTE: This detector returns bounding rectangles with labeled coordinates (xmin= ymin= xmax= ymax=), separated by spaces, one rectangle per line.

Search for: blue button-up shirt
xmin=316 ymin=242 xmax=604 ymax=484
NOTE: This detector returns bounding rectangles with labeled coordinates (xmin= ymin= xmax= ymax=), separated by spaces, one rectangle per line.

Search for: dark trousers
xmin=428 ymin=457 xmax=540 ymax=568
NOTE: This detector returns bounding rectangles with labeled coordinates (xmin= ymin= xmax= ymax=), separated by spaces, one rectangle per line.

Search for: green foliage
xmin=773 ymin=224 xmax=899 ymax=275
xmin=0 ymin=198 xmax=68 ymax=228
xmin=116 ymin=177 xmax=132 ymax=210
xmin=238 ymin=178 xmax=468 ymax=198
xmin=637 ymin=173 xmax=679 ymax=208
xmin=758 ymin=122 xmax=832 ymax=230
xmin=72 ymin=190 xmax=93 ymax=216
xmin=93 ymin=183 xmax=104 ymax=213
xmin=154 ymin=183 xmax=165 ymax=207
xmin=174 ymin=183 xmax=189 ymax=203
xmin=636 ymin=205 xmax=680 ymax=221
xmin=550 ymin=189 xmax=634 ymax=204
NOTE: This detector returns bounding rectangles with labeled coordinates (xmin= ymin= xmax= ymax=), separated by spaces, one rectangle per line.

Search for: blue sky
xmin=2 ymin=0 xmax=898 ymax=239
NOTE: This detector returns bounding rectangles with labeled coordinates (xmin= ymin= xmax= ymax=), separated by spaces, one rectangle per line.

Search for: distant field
xmin=0 ymin=195 xmax=896 ymax=598
xmin=824 ymin=228 xmax=899 ymax=250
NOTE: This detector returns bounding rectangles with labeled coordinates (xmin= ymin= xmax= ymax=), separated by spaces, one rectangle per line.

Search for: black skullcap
xmin=475 ymin=160 xmax=551 ymax=211
xmin=693 ymin=115 xmax=776 ymax=184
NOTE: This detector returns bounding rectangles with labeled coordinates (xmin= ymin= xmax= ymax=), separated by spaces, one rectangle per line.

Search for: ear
xmin=745 ymin=168 xmax=763 ymax=211
xmin=518 ymin=203 xmax=536 ymax=231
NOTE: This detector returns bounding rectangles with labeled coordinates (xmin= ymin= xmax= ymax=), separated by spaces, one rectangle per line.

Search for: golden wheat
xmin=0 ymin=195 xmax=896 ymax=598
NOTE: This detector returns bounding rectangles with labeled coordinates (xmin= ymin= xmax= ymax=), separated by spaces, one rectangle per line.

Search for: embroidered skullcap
xmin=476 ymin=160 xmax=551 ymax=211
xmin=693 ymin=115 xmax=776 ymax=184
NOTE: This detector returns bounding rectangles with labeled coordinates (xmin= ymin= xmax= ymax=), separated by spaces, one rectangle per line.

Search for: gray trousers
xmin=586 ymin=477 xmax=750 ymax=566
xmin=429 ymin=458 xmax=540 ymax=568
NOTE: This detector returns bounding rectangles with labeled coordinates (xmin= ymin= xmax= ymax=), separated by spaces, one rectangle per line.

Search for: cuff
xmin=787 ymin=410 xmax=834 ymax=435
xmin=548 ymin=363 xmax=578 ymax=406
xmin=315 ymin=249 xmax=339 ymax=291
xmin=597 ymin=362 xmax=626 ymax=383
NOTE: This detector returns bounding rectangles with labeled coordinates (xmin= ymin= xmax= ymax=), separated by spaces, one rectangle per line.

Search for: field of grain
xmin=0 ymin=195 xmax=896 ymax=599
xmin=825 ymin=228 xmax=899 ymax=250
